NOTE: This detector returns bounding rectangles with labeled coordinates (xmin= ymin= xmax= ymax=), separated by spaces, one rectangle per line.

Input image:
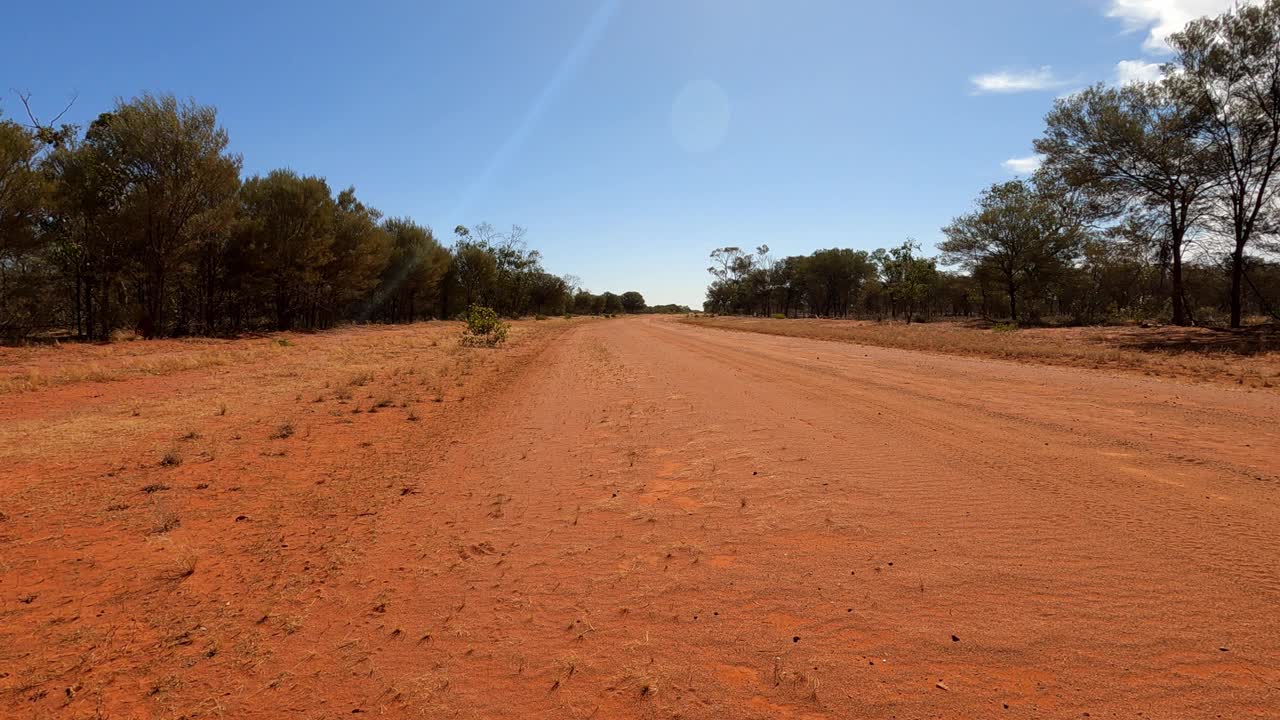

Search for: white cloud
xmin=1114 ymin=59 xmax=1165 ymax=84
xmin=1002 ymin=155 xmax=1044 ymax=175
xmin=1106 ymin=0 xmax=1244 ymax=53
xmin=971 ymin=67 xmax=1067 ymax=94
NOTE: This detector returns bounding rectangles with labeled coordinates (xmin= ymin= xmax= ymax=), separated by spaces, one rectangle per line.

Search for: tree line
xmin=706 ymin=1 xmax=1280 ymax=327
xmin=0 ymin=94 xmax=674 ymax=342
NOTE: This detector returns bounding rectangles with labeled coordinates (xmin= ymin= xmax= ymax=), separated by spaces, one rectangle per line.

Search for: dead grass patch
xmin=683 ymin=316 xmax=1280 ymax=389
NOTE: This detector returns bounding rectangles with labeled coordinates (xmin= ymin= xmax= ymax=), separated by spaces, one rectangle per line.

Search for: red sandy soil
xmin=2 ymin=317 xmax=1278 ymax=718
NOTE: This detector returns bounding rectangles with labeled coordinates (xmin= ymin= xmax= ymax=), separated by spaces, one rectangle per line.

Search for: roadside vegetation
xmin=0 ymin=96 xmax=667 ymax=343
xmin=702 ymin=2 xmax=1280 ymax=330
xmin=683 ymin=315 xmax=1280 ymax=388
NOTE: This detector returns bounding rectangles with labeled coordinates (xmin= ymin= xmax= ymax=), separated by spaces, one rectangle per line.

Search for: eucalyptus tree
xmin=1036 ymin=79 xmax=1215 ymax=325
xmin=875 ymin=240 xmax=938 ymax=322
xmin=378 ymin=218 xmax=450 ymax=323
xmin=804 ymin=248 xmax=874 ymax=317
xmin=0 ymin=115 xmax=50 ymax=337
xmin=325 ymin=187 xmax=391 ymax=326
xmin=79 ymin=94 xmax=241 ymax=336
xmin=235 ymin=169 xmax=336 ymax=330
xmin=601 ymin=291 xmax=624 ymax=315
xmin=1169 ymin=0 xmax=1280 ymax=326
xmin=940 ymin=179 xmax=1085 ymax=322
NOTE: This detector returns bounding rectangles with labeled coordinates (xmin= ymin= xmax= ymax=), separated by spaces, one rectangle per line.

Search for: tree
xmin=876 ymin=240 xmax=938 ymax=322
xmin=80 ymin=94 xmax=241 ymax=336
xmin=708 ymin=246 xmax=753 ymax=284
xmin=452 ymin=236 xmax=498 ymax=310
xmin=601 ymin=291 xmax=624 ymax=314
xmin=327 ymin=187 xmax=391 ymax=325
xmin=620 ymin=291 xmax=646 ymax=313
xmin=378 ymin=218 xmax=449 ymax=323
xmin=804 ymin=248 xmax=874 ymax=317
xmin=528 ymin=272 xmax=570 ymax=315
xmin=1036 ymin=80 xmax=1216 ymax=325
xmin=0 ymin=114 xmax=51 ymax=338
xmin=571 ymin=290 xmax=597 ymax=315
xmin=0 ymin=92 xmax=659 ymax=340
xmin=234 ymin=170 xmax=335 ymax=330
xmin=1167 ymin=0 xmax=1280 ymax=327
xmin=940 ymin=179 xmax=1085 ymax=322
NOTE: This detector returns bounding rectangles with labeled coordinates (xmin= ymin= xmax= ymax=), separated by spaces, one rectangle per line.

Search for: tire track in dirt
xmin=644 ymin=321 xmax=1280 ymax=598
xmin=5 ymin=317 xmax=1278 ymax=718
xmin=315 ymin=316 xmax=1279 ymax=718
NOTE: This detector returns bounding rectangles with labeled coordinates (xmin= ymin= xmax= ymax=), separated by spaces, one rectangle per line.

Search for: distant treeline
xmin=707 ymin=1 xmax=1280 ymax=327
xmin=0 ymin=94 xmax=673 ymax=341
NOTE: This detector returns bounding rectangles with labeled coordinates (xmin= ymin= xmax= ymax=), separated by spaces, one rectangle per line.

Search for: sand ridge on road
xmin=3 ymin=316 xmax=1278 ymax=718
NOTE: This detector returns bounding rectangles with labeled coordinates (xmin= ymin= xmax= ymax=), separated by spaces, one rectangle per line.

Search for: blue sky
xmin=2 ymin=0 xmax=1235 ymax=307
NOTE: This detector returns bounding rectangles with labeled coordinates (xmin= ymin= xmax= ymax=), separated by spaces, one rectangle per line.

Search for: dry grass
xmin=0 ymin=319 xmax=574 ymax=717
xmin=0 ymin=340 xmax=287 ymax=395
xmin=683 ymin=316 xmax=1280 ymax=389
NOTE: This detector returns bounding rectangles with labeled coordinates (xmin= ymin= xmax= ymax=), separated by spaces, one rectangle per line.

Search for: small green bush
xmin=461 ymin=305 xmax=509 ymax=347
xmin=992 ymin=322 xmax=1018 ymax=333
xmin=770 ymin=313 xmax=786 ymax=320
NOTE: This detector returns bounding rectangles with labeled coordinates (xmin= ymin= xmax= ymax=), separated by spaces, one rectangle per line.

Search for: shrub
xmin=991 ymin=322 xmax=1018 ymax=333
xmin=461 ymin=305 xmax=509 ymax=347
xmin=771 ymin=313 xmax=786 ymax=320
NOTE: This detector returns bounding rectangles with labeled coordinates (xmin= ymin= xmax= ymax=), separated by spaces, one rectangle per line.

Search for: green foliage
xmin=874 ymin=241 xmax=937 ymax=323
xmin=601 ymin=292 xmax=624 ymax=315
xmin=461 ymin=305 xmax=509 ymax=347
xmin=940 ymin=179 xmax=1084 ymax=323
xmin=376 ymin=217 xmax=449 ymax=324
xmin=991 ymin=322 xmax=1018 ymax=333
xmin=647 ymin=303 xmax=695 ymax=314
xmin=0 ymin=118 xmax=52 ymax=339
xmin=696 ymin=2 xmax=1280 ymax=328
xmin=771 ymin=313 xmax=787 ymax=320
xmin=0 ymin=94 xmax=649 ymax=342
xmin=1168 ymin=0 xmax=1280 ymax=327
xmin=234 ymin=169 xmax=336 ymax=331
xmin=86 ymin=94 xmax=242 ymax=337
xmin=620 ymin=291 xmax=646 ymax=313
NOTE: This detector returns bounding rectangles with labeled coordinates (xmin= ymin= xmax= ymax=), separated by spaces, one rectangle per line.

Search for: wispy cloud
xmin=1106 ymin=0 xmax=1243 ymax=53
xmin=1114 ymin=59 xmax=1164 ymax=84
xmin=971 ymin=67 xmax=1068 ymax=94
xmin=1002 ymin=155 xmax=1044 ymax=175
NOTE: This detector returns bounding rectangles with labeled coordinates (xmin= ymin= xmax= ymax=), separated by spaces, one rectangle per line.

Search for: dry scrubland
xmin=0 ymin=319 xmax=571 ymax=718
xmin=683 ymin=315 xmax=1280 ymax=389
xmin=2 ymin=315 xmax=1279 ymax=719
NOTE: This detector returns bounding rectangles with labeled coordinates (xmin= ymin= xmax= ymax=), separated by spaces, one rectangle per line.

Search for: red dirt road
xmin=5 ymin=317 xmax=1280 ymax=718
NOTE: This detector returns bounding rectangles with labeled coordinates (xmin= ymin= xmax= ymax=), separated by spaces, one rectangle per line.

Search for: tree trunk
xmin=84 ymin=277 xmax=95 ymax=340
xmin=1007 ymin=282 xmax=1018 ymax=323
xmin=143 ymin=268 xmax=166 ymax=338
xmin=74 ymin=271 xmax=83 ymax=337
xmin=1229 ymin=242 xmax=1245 ymax=328
xmin=1170 ymin=228 xmax=1187 ymax=327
